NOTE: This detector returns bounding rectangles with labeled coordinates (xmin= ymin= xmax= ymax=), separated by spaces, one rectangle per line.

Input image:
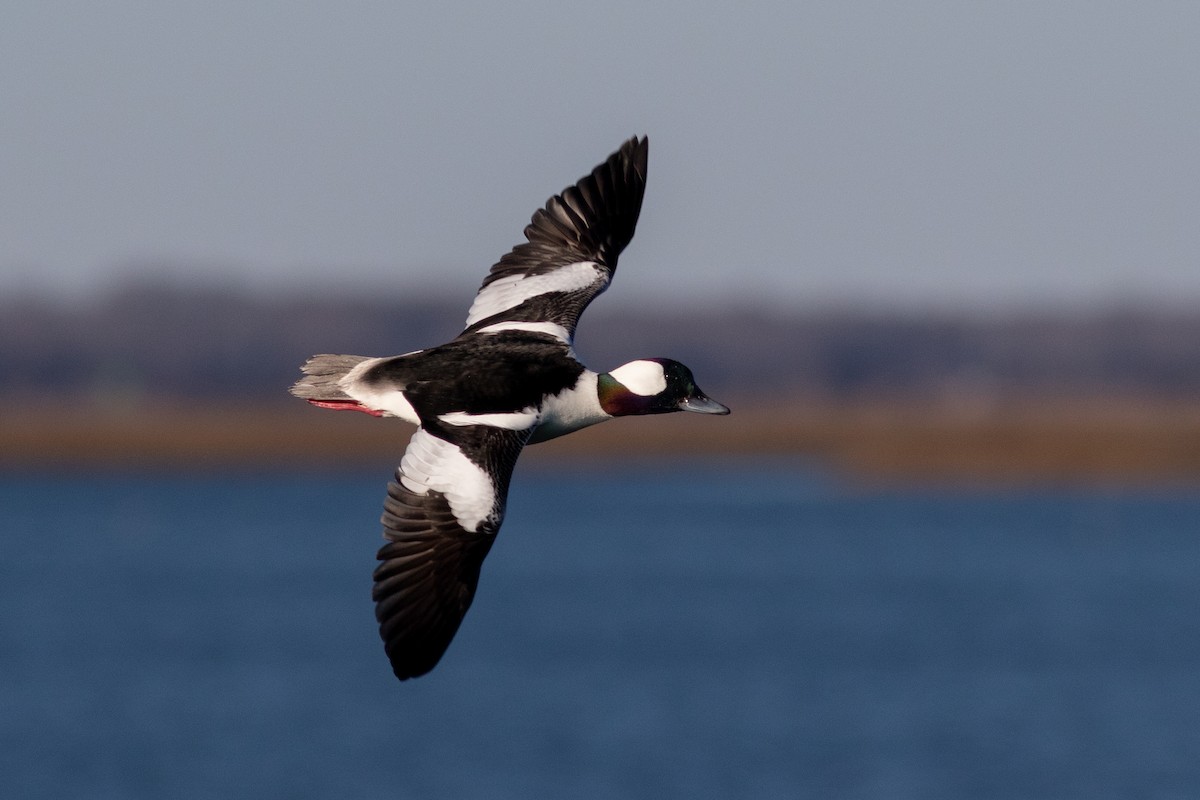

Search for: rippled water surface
xmin=3 ymin=463 xmax=1199 ymax=799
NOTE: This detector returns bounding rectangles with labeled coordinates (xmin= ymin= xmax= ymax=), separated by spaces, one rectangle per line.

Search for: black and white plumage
xmin=291 ymin=137 xmax=729 ymax=681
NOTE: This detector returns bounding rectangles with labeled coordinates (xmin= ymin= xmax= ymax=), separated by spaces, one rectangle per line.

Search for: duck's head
xmin=598 ymin=359 xmax=731 ymax=417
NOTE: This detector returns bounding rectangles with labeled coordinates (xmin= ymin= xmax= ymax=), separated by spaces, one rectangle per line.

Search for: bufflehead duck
xmin=291 ymin=137 xmax=729 ymax=680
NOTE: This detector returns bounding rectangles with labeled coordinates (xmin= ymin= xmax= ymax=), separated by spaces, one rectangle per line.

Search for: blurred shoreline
xmin=5 ymin=396 xmax=1199 ymax=485
xmin=4 ymin=282 xmax=1200 ymax=485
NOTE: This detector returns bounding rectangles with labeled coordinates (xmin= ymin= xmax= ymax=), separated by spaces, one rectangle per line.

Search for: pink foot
xmin=307 ymin=399 xmax=384 ymax=417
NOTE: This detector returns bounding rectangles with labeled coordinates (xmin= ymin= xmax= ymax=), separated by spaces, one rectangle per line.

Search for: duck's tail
xmin=289 ymin=354 xmax=372 ymax=402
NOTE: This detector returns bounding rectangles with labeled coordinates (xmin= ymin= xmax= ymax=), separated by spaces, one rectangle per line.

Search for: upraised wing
xmin=462 ymin=136 xmax=648 ymax=342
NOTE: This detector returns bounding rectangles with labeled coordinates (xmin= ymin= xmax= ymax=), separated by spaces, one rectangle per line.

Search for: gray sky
xmin=3 ymin=1 xmax=1199 ymax=309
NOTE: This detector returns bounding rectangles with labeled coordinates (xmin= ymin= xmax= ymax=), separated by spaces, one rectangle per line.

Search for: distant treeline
xmin=3 ymin=281 xmax=1200 ymax=402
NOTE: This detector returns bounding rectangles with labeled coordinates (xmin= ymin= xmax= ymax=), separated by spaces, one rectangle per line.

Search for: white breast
xmin=529 ymin=372 xmax=610 ymax=443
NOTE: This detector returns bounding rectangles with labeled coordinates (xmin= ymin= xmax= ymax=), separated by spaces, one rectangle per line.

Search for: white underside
xmin=398 ymin=429 xmax=497 ymax=532
xmin=341 ymin=358 xmax=420 ymax=423
xmin=438 ymin=407 xmax=541 ymax=430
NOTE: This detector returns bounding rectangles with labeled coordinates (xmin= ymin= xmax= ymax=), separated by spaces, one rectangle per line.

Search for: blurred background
xmin=3 ymin=2 xmax=1199 ymax=798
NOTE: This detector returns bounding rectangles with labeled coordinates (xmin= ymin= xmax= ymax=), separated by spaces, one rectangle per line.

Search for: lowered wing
xmin=372 ymin=420 xmax=532 ymax=680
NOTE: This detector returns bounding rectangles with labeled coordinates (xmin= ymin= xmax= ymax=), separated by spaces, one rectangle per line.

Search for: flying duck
xmin=291 ymin=136 xmax=729 ymax=680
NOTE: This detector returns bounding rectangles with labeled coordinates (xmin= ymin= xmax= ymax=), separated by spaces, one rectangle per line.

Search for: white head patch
xmin=608 ymin=360 xmax=668 ymax=397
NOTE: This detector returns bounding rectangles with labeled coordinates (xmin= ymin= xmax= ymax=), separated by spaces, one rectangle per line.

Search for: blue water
xmin=2 ymin=462 xmax=1199 ymax=799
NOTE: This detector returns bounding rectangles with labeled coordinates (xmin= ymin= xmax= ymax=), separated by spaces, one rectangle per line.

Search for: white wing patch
xmin=438 ymin=407 xmax=540 ymax=430
xmin=475 ymin=321 xmax=572 ymax=343
xmin=464 ymin=261 xmax=606 ymax=327
xmin=398 ymin=429 xmax=497 ymax=533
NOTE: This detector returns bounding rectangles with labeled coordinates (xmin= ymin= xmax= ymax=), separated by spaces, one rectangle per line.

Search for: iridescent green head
xmin=598 ymin=359 xmax=730 ymax=417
